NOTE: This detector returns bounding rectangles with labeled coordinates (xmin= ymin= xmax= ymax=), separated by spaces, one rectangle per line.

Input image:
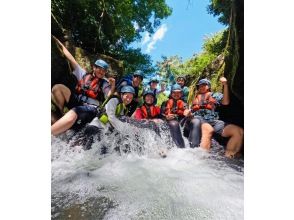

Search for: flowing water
xmin=51 ymin=124 xmax=243 ymax=220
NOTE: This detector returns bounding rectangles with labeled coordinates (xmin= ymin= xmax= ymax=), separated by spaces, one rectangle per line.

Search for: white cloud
xmin=142 ymin=33 xmax=151 ymax=45
xmin=146 ymin=24 xmax=168 ymax=53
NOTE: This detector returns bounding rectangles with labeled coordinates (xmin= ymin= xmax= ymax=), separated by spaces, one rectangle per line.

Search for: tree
xmin=52 ymin=0 xmax=172 ymax=73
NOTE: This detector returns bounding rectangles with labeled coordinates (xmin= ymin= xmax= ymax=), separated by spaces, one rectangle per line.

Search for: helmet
xmin=171 ymin=84 xmax=183 ymax=92
xmin=143 ymin=89 xmax=156 ymax=99
xmin=176 ymin=75 xmax=186 ymax=81
xmin=120 ymin=85 xmax=136 ymax=94
xmin=197 ymin=78 xmax=211 ymax=88
xmin=149 ymin=77 xmax=159 ymax=84
xmin=94 ymin=59 xmax=109 ymax=70
xmin=133 ymin=70 xmax=144 ymax=80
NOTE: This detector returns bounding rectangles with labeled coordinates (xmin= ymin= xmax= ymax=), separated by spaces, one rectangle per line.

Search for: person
xmin=130 ymin=89 xmax=163 ymax=135
xmin=116 ymin=70 xmax=144 ymax=116
xmin=163 ymin=84 xmax=192 ymax=148
xmin=176 ymin=75 xmax=189 ymax=102
xmin=80 ymin=85 xmax=136 ymax=151
xmin=88 ymin=85 xmax=136 ymax=132
xmin=51 ymin=37 xmax=115 ymax=136
xmin=145 ymin=77 xmax=166 ymax=104
xmin=132 ymin=89 xmax=168 ymax=157
xmin=133 ymin=89 xmax=162 ymax=121
xmin=191 ymin=77 xmax=243 ymax=158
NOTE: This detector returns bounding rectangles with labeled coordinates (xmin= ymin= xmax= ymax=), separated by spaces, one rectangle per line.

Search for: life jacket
xmin=192 ymin=92 xmax=217 ymax=112
xmin=99 ymin=97 xmax=128 ymax=124
xmin=164 ymin=98 xmax=185 ymax=116
xmin=140 ymin=104 xmax=161 ymax=119
xmin=76 ymin=73 xmax=106 ymax=102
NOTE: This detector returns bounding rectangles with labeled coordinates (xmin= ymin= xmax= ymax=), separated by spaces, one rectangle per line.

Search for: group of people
xmin=51 ymin=37 xmax=243 ymax=158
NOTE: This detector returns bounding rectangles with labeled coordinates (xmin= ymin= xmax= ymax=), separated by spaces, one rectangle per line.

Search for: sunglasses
xmin=133 ymin=75 xmax=143 ymax=80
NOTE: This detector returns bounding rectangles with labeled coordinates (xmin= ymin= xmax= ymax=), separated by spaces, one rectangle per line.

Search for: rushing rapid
xmin=51 ymin=124 xmax=243 ymax=220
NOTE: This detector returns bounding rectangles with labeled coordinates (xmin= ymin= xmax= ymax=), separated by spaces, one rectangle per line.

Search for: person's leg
xmin=51 ymin=109 xmax=78 ymax=136
xmin=167 ymin=120 xmax=185 ymax=148
xmin=51 ymin=84 xmax=71 ymax=112
xmin=200 ymin=123 xmax=214 ymax=150
xmin=51 ymin=105 xmax=97 ymax=136
xmin=221 ymin=124 xmax=244 ymax=158
xmin=187 ymin=118 xmax=202 ymax=148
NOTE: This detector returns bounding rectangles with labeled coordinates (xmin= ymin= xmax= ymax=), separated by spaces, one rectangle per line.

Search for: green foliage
xmin=52 ymin=0 xmax=172 ymax=73
xmin=202 ymin=30 xmax=228 ymax=55
xmin=156 ymin=92 xmax=169 ymax=107
xmin=207 ymin=0 xmax=244 ymax=101
xmin=156 ymin=31 xmax=226 ymax=84
xmin=116 ymin=47 xmax=155 ymax=75
xmin=154 ymin=31 xmax=227 ymax=104
xmin=207 ymin=0 xmax=231 ymax=25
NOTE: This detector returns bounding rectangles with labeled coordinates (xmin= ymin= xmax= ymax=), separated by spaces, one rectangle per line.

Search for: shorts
xmin=66 ymin=93 xmax=83 ymax=109
xmin=71 ymin=105 xmax=98 ymax=128
xmin=195 ymin=116 xmax=226 ymax=135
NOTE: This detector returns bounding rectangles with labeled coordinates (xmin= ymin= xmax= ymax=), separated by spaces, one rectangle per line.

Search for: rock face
xmin=51 ymin=14 xmax=124 ymax=93
xmin=51 ymin=36 xmax=77 ymax=91
xmin=231 ymin=0 xmax=244 ymax=104
xmin=199 ymin=0 xmax=244 ymax=127
xmin=224 ymin=0 xmax=244 ymax=127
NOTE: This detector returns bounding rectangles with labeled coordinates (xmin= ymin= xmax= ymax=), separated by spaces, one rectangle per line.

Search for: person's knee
xmin=236 ymin=127 xmax=244 ymax=138
xmin=65 ymin=110 xmax=78 ymax=123
xmin=52 ymin=84 xmax=65 ymax=93
xmin=202 ymin=123 xmax=214 ymax=136
xmin=222 ymin=125 xmax=244 ymax=139
xmin=168 ymin=120 xmax=179 ymax=128
xmin=52 ymin=84 xmax=71 ymax=100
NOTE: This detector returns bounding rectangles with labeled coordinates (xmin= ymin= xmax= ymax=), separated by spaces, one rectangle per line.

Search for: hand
xmin=108 ymin=77 xmax=115 ymax=86
xmin=183 ymin=109 xmax=192 ymax=117
xmin=219 ymin=76 xmax=227 ymax=85
xmin=166 ymin=114 xmax=176 ymax=120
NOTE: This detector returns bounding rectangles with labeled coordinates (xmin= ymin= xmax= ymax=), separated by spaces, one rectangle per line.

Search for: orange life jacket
xmin=76 ymin=73 xmax=106 ymax=102
xmin=165 ymin=98 xmax=185 ymax=116
xmin=140 ymin=104 xmax=161 ymax=119
xmin=192 ymin=92 xmax=217 ymax=112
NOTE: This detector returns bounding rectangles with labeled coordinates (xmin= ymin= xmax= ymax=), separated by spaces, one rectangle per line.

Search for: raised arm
xmin=107 ymin=77 xmax=116 ymax=97
xmin=52 ymin=35 xmax=79 ymax=71
xmin=220 ymin=76 xmax=230 ymax=105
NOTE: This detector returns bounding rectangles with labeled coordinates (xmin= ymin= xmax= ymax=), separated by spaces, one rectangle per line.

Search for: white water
xmin=51 ymin=125 xmax=243 ymax=220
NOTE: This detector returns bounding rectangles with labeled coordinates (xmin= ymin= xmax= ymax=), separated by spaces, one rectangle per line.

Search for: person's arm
xmin=52 ymin=35 xmax=79 ymax=71
xmin=102 ymin=78 xmax=116 ymax=99
xmin=220 ymin=76 xmax=230 ymax=105
xmin=183 ymin=102 xmax=192 ymax=117
xmin=107 ymin=77 xmax=116 ymax=97
xmin=105 ymin=98 xmax=127 ymax=133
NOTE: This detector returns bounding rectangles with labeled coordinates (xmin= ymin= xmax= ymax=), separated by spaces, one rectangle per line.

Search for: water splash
xmin=52 ymin=124 xmax=243 ymax=219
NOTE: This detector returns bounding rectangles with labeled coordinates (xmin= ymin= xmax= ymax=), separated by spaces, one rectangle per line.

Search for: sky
xmin=131 ymin=0 xmax=227 ymax=64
